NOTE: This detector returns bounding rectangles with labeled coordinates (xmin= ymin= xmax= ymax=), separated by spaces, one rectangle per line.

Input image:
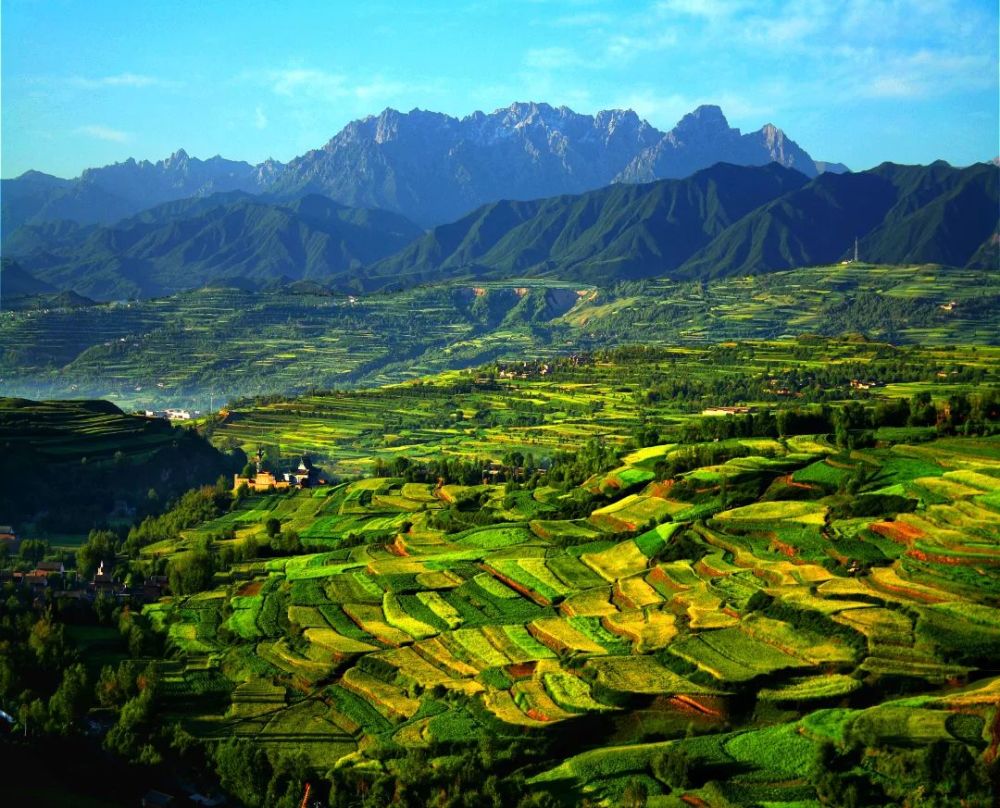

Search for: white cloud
xmin=742 ymin=13 xmax=819 ymax=47
xmin=269 ymin=67 xmax=345 ymax=98
xmin=604 ymin=30 xmax=677 ymax=61
xmin=853 ymin=49 xmax=996 ymax=100
xmin=354 ymin=78 xmax=412 ymax=101
xmin=551 ymin=11 xmax=615 ymax=27
xmin=864 ymin=76 xmax=920 ymax=98
xmin=69 ymin=72 xmax=172 ymax=89
xmin=262 ymin=67 xmax=423 ymax=105
xmin=655 ymin=0 xmax=749 ymax=19
xmin=254 ymin=105 xmax=269 ymax=129
xmin=76 ymin=124 xmax=130 ymax=142
xmin=523 ymin=46 xmax=584 ymax=70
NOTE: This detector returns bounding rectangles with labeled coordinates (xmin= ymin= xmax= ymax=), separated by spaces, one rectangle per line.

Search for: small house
xmin=92 ymin=561 xmax=118 ymax=595
xmin=36 ymin=561 xmax=65 ymax=576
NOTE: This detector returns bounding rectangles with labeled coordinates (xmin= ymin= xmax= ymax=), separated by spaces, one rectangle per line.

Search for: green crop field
xmin=5 ymin=338 xmax=998 ymax=807
xmin=120 ymin=371 xmax=1000 ymax=804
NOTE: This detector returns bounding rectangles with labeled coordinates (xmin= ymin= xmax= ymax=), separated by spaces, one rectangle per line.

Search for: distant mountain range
xmin=4 ymin=160 xmax=994 ymax=301
xmin=1 ymin=152 xmax=282 ymax=235
xmin=268 ymin=103 xmax=844 ymax=227
xmin=5 ymin=193 xmax=423 ymax=300
xmin=1 ymin=102 xmax=845 ymax=234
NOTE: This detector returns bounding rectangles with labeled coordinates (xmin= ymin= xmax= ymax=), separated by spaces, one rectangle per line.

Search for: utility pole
xmin=854 ymin=237 xmax=859 ymax=263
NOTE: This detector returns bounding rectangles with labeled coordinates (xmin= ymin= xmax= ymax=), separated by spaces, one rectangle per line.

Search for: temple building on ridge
xmin=233 ymin=450 xmax=324 ymax=493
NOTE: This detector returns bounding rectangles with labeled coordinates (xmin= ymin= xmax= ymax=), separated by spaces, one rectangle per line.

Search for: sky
xmin=2 ymin=0 xmax=997 ymax=179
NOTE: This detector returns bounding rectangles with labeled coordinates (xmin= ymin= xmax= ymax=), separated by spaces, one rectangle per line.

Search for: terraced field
xmin=209 ymin=339 xmax=1000 ymax=476
xmin=144 ymin=423 xmax=1000 ymax=805
xmin=2 ymin=264 xmax=996 ymax=410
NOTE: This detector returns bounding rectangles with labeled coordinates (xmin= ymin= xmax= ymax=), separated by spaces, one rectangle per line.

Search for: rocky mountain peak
xmin=6 ymin=101 xmax=846 ymax=234
xmin=760 ymin=123 xmax=785 ymax=144
xmin=675 ymin=104 xmax=732 ymax=133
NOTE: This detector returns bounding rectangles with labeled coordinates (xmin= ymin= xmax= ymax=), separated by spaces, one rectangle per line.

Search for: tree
xmin=77 ymin=529 xmax=118 ymax=578
xmin=168 ymin=544 xmax=215 ymax=594
xmin=265 ymin=517 xmax=281 ymax=537
xmin=48 ymin=662 xmax=90 ymax=731
xmin=652 ymin=747 xmax=692 ymax=790
xmin=28 ymin=615 xmax=68 ymax=669
xmin=622 ymin=778 xmax=648 ymax=807
xmin=265 ymin=750 xmax=311 ymax=808
xmin=19 ymin=538 xmax=49 ymax=566
xmin=274 ymin=530 xmax=301 ymax=554
xmin=104 ymin=688 xmax=157 ymax=761
xmin=215 ymin=738 xmax=273 ymax=808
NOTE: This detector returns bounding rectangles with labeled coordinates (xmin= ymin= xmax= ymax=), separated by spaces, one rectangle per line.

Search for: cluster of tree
xmin=0 ymin=585 xmax=103 ymax=737
xmin=811 ymin=736 xmax=996 ymax=808
xmin=166 ymin=537 xmax=216 ymax=595
xmin=96 ymin=660 xmax=163 ymax=764
xmin=373 ymin=455 xmax=496 ymax=486
xmin=124 ymin=479 xmax=233 ymax=554
xmin=0 ymin=536 xmax=53 ymax=572
xmin=322 ymin=737 xmax=561 ymax=808
xmin=646 ymin=390 xmax=998 ymax=456
xmin=539 ymin=438 xmax=620 ymax=490
xmin=818 ymin=295 xmax=956 ymax=342
xmin=0 ymin=609 xmax=87 ymax=735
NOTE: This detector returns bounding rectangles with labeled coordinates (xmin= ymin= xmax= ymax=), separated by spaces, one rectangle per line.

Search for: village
xmin=0 ymin=449 xmax=331 ymax=605
xmin=1 ymin=524 xmax=170 ymax=604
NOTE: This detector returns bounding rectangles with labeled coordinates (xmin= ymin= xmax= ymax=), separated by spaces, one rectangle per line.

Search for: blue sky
xmin=2 ymin=0 xmax=997 ymax=178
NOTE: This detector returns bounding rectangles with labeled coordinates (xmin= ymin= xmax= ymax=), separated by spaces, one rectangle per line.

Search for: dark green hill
xmin=0 ymin=397 xmax=240 ymax=534
xmin=8 ymin=162 xmax=996 ymax=297
xmin=370 ymin=161 xmax=997 ymax=286
xmin=368 ymin=163 xmax=809 ymax=286
xmin=1 ymin=258 xmax=55 ymax=299
xmin=678 ymin=162 xmax=997 ymax=278
xmin=10 ymin=194 xmax=424 ymax=300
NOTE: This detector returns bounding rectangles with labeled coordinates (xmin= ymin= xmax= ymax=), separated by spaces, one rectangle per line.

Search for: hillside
xmin=368 ymin=163 xmax=810 ymax=286
xmin=369 ymin=161 xmax=997 ymax=286
xmin=617 ymin=104 xmax=824 ymax=182
xmin=270 ymin=102 xmax=831 ymax=227
xmin=9 ymin=161 xmax=993 ymax=299
xmin=7 ymin=194 xmax=424 ymax=300
xmin=1 ymin=258 xmax=55 ymax=299
xmin=35 ymin=345 xmax=999 ymax=806
xmin=0 ymin=265 xmax=996 ymax=409
xmin=679 ymin=161 xmax=999 ymax=278
xmin=0 ymin=397 xmax=240 ymax=533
